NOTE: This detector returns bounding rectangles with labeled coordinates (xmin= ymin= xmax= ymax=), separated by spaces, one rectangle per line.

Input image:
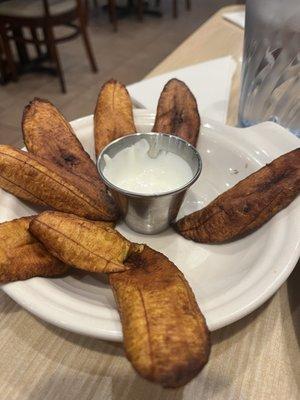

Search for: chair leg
xmin=185 ymin=0 xmax=191 ymax=10
xmin=136 ymin=0 xmax=143 ymax=22
xmin=77 ymin=7 xmax=98 ymax=72
xmin=44 ymin=25 xmax=66 ymax=93
xmin=108 ymin=0 xmax=118 ymax=32
xmin=30 ymin=27 xmax=42 ymax=58
xmin=172 ymin=0 xmax=178 ymax=18
xmin=0 ymin=36 xmax=6 ymax=83
xmin=0 ymin=25 xmax=18 ymax=81
xmin=12 ymin=26 xmax=30 ymax=65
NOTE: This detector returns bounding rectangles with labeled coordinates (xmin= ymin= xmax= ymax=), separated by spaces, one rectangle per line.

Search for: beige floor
xmin=0 ymin=0 xmax=234 ymax=147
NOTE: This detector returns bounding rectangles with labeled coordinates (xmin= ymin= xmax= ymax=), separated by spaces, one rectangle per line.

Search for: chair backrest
xmin=42 ymin=0 xmax=82 ymax=18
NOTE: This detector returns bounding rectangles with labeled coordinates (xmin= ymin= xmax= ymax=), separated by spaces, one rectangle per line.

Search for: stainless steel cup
xmin=97 ymin=133 xmax=202 ymax=234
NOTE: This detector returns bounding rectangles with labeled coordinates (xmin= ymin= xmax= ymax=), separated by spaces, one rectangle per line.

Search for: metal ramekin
xmin=97 ymin=133 xmax=202 ymax=234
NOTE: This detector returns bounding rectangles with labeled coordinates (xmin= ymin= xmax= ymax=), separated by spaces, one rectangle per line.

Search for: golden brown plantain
xmin=175 ymin=148 xmax=300 ymax=243
xmin=94 ymin=79 xmax=136 ymax=157
xmin=110 ymin=245 xmax=210 ymax=388
xmin=152 ymin=78 xmax=200 ymax=147
xmin=0 ymin=145 xmax=119 ymax=221
xmin=30 ymin=211 xmax=143 ymax=273
xmin=22 ymin=97 xmax=118 ymax=217
xmin=0 ymin=216 xmax=68 ymax=283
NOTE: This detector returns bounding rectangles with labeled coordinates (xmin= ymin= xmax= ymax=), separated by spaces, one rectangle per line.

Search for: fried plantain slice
xmin=110 ymin=245 xmax=210 ymax=388
xmin=175 ymin=148 xmax=300 ymax=243
xmin=22 ymin=97 xmax=118 ymax=217
xmin=23 ymin=98 xmax=102 ymax=185
xmin=0 ymin=145 xmax=118 ymax=221
xmin=30 ymin=211 xmax=143 ymax=273
xmin=0 ymin=216 xmax=68 ymax=283
xmin=94 ymin=79 xmax=137 ymax=157
xmin=152 ymin=78 xmax=200 ymax=147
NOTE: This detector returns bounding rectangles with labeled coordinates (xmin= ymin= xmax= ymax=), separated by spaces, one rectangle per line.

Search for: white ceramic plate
xmin=1 ymin=110 xmax=299 ymax=341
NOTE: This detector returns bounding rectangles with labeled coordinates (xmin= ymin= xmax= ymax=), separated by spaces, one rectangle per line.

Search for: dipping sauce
xmin=103 ymin=139 xmax=193 ymax=194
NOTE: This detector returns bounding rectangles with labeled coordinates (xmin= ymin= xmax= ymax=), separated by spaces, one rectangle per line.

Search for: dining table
xmin=0 ymin=5 xmax=299 ymax=400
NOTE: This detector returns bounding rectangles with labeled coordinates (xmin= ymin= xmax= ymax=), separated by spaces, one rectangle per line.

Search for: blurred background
xmin=0 ymin=0 xmax=238 ymax=146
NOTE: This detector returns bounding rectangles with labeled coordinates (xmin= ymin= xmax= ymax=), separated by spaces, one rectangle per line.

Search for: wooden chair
xmin=130 ymin=0 xmax=163 ymax=22
xmin=0 ymin=0 xmax=98 ymax=93
xmin=139 ymin=0 xmax=191 ymax=20
xmin=107 ymin=0 xmax=117 ymax=32
xmin=89 ymin=0 xmax=117 ymax=31
xmin=171 ymin=0 xmax=191 ymax=18
xmin=0 ymin=35 xmax=7 ymax=84
xmin=90 ymin=1 xmax=161 ymax=30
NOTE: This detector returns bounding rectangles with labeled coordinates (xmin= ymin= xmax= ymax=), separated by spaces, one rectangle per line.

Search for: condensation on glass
xmin=238 ymin=0 xmax=300 ymax=137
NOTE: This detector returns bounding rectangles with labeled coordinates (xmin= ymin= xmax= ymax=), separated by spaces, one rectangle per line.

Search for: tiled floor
xmin=0 ymin=0 xmax=234 ymax=146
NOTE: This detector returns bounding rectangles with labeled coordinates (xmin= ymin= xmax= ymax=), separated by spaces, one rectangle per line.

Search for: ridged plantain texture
xmin=30 ymin=211 xmax=143 ymax=273
xmin=110 ymin=245 xmax=210 ymax=388
xmin=94 ymin=79 xmax=136 ymax=157
xmin=22 ymin=97 xmax=118 ymax=218
xmin=0 ymin=216 xmax=68 ymax=283
xmin=0 ymin=145 xmax=118 ymax=221
xmin=175 ymin=148 xmax=300 ymax=243
xmin=152 ymin=78 xmax=200 ymax=147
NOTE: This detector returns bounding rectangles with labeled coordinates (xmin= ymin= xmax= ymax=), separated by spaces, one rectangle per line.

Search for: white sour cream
xmin=103 ymin=139 xmax=193 ymax=194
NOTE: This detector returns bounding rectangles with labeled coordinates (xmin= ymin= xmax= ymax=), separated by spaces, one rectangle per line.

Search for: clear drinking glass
xmin=238 ymin=0 xmax=300 ymax=137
